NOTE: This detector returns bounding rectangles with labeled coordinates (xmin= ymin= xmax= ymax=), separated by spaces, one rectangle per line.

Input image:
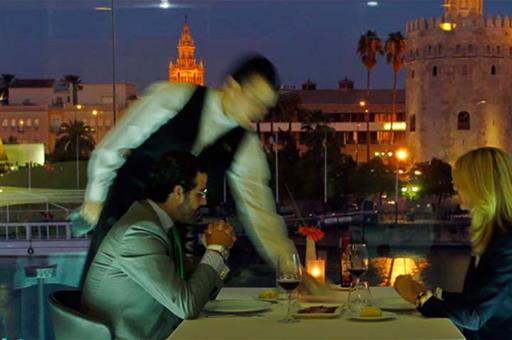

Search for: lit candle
xmin=307 ymin=259 xmax=326 ymax=283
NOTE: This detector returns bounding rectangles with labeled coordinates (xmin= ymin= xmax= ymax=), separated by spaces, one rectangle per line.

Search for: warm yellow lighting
xmin=306 ymin=259 xmax=326 ymax=283
xmin=401 ymin=187 xmax=407 ymax=192
xmin=19 ymin=120 xmax=24 ymax=125
xmin=387 ymin=152 xmax=393 ymax=157
xmin=384 ymin=122 xmax=407 ymax=131
xmin=359 ymin=100 xmax=366 ymax=107
xmin=411 ymin=186 xmax=419 ymax=193
xmin=398 ymin=169 xmax=405 ymax=174
xmin=440 ymin=22 xmax=456 ymax=31
xmin=374 ymin=152 xmax=380 ymax=157
xmin=388 ymin=257 xmax=419 ymax=286
xmin=92 ymin=110 xmax=98 ymax=115
xmin=76 ymin=105 xmax=83 ymax=110
xmin=396 ymin=149 xmax=408 ymax=160
xmin=414 ymin=170 xmax=422 ymax=176
xmin=94 ymin=6 xmax=112 ymax=11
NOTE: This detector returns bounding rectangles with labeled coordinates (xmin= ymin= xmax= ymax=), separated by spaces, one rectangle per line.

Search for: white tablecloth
xmin=169 ymin=287 xmax=464 ymax=340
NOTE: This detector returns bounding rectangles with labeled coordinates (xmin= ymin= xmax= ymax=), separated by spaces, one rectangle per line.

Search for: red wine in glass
xmin=277 ymin=279 xmax=301 ymax=292
xmin=348 ymin=268 xmax=366 ymax=278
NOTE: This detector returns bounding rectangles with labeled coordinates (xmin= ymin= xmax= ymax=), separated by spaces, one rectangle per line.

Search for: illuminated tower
xmin=405 ymin=0 xmax=512 ymax=162
xmin=169 ymin=16 xmax=204 ymax=85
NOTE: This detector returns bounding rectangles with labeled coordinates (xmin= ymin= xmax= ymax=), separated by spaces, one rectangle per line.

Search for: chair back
xmin=49 ymin=290 xmax=112 ymax=340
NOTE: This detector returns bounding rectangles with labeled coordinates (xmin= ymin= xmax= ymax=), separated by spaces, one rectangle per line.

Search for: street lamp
xmin=395 ymin=148 xmax=408 ymax=224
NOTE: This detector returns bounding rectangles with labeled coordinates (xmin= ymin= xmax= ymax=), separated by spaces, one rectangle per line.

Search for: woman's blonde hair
xmin=453 ymin=147 xmax=512 ymax=255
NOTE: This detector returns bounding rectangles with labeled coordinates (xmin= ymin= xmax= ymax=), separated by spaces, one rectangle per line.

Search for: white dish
xmin=374 ymin=297 xmax=416 ymax=311
xmin=346 ymin=311 xmax=397 ymax=321
xmin=204 ymin=299 xmax=272 ymax=314
xmin=292 ymin=305 xmax=343 ymax=319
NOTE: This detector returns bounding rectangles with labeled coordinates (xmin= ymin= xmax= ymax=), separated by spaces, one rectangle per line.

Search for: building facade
xmin=258 ymin=79 xmax=406 ymax=163
xmin=168 ymin=17 xmax=205 ymax=85
xmin=405 ymin=0 xmax=512 ymax=163
xmin=0 ymin=80 xmax=136 ymax=153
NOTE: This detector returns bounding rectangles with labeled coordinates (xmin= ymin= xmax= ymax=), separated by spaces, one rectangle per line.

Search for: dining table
xmin=168 ymin=286 xmax=465 ymax=339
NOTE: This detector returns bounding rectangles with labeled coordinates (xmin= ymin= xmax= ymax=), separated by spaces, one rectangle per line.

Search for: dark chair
xmin=49 ymin=290 xmax=112 ymax=340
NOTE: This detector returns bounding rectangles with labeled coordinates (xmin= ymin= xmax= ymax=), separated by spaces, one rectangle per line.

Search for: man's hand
xmin=204 ymin=220 xmax=236 ymax=249
xmin=80 ymin=201 xmax=104 ymax=225
xmin=394 ymin=275 xmax=428 ymax=304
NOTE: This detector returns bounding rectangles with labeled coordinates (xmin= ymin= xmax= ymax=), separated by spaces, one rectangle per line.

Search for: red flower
xmin=298 ymin=225 xmax=325 ymax=241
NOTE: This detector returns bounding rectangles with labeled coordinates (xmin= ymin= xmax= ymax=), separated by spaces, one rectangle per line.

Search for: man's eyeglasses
xmin=195 ymin=188 xmax=208 ymax=199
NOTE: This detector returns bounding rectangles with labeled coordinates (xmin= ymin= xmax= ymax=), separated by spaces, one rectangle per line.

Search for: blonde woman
xmin=394 ymin=147 xmax=512 ymax=340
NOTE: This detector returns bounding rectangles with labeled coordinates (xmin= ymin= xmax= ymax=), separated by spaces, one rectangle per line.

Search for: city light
xmin=359 ymin=100 xmax=366 ymax=107
xmin=440 ymin=21 xmax=456 ymax=31
xmin=414 ymin=170 xmax=422 ymax=176
xmin=92 ymin=110 xmax=98 ymax=115
xmin=367 ymin=1 xmax=379 ymax=7
xmin=94 ymin=6 xmax=112 ymax=11
xmin=396 ymin=149 xmax=408 ymax=160
xmin=384 ymin=122 xmax=407 ymax=131
xmin=160 ymin=0 xmax=171 ymax=9
xmin=76 ymin=105 xmax=82 ymax=110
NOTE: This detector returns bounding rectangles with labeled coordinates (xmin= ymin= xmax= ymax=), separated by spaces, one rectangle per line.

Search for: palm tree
xmin=53 ymin=121 xmax=95 ymax=161
xmin=357 ymin=30 xmax=384 ymax=161
xmin=385 ymin=31 xmax=406 ymax=144
xmin=64 ymin=74 xmax=82 ymax=106
xmin=0 ymin=74 xmax=15 ymax=105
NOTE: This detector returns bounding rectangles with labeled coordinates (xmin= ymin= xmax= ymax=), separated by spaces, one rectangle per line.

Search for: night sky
xmin=0 ymin=0 xmax=510 ymax=92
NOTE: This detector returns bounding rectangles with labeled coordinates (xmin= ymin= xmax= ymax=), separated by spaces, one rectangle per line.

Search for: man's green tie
xmin=168 ymin=227 xmax=185 ymax=279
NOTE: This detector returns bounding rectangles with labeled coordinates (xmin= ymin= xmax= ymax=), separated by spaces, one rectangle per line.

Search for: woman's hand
xmin=393 ymin=275 xmax=428 ymax=304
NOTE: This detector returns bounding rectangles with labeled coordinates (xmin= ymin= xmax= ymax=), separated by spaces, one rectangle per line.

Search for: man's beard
xmin=177 ymin=199 xmax=201 ymax=224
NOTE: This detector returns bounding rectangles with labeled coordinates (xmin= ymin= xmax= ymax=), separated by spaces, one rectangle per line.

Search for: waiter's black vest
xmin=80 ymin=86 xmax=248 ymax=285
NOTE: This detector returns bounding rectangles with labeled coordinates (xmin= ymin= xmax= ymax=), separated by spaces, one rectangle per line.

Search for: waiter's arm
xmin=227 ymin=133 xmax=297 ymax=266
xmin=82 ymin=82 xmax=195 ymax=223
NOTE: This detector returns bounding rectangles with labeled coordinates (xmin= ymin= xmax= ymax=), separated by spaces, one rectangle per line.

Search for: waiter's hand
xmin=300 ymin=271 xmax=332 ymax=295
xmin=204 ymin=220 xmax=236 ymax=249
xmin=80 ymin=200 xmax=104 ymax=225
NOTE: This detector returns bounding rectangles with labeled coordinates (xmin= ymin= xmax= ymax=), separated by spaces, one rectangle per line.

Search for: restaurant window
xmin=2 ymin=119 xmax=7 ymax=128
xmin=10 ymin=119 xmax=16 ymax=127
xmin=458 ymin=111 xmax=470 ymax=130
xmin=410 ymin=114 xmax=416 ymax=132
xmin=34 ymin=118 xmax=39 ymax=128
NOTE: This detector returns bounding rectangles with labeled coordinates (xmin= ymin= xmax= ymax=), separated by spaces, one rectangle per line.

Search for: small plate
xmin=346 ymin=311 xmax=397 ymax=321
xmin=292 ymin=305 xmax=343 ymax=319
xmin=204 ymin=299 xmax=272 ymax=314
xmin=374 ymin=297 xmax=416 ymax=311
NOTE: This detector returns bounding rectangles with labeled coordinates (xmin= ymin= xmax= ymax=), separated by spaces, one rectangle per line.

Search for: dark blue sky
xmin=0 ymin=0 xmax=510 ymax=92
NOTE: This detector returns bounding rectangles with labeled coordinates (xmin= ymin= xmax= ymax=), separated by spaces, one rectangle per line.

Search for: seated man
xmin=81 ymin=151 xmax=235 ymax=339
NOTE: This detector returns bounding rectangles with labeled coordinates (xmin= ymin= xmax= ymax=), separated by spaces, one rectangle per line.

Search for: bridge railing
xmin=0 ymin=222 xmax=88 ymax=241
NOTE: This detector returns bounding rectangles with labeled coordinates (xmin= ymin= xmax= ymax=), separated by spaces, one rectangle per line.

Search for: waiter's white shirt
xmin=85 ymin=82 xmax=295 ymax=265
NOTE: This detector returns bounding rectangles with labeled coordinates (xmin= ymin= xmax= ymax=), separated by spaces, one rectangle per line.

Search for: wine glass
xmin=276 ymin=253 xmax=302 ymax=323
xmin=346 ymin=243 xmax=370 ymax=313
